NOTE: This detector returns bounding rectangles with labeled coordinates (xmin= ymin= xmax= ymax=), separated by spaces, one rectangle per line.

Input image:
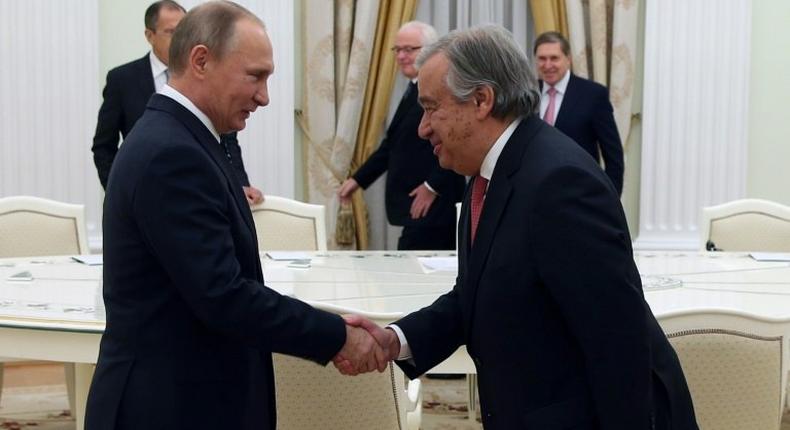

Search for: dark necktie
xmin=470 ymin=176 xmax=488 ymax=245
xmin=219 ymin=136 xmax=233 ymax=165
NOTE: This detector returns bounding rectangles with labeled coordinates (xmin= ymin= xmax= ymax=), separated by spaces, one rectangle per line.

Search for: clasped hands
xmin=332 ymin=315 xmax=400 ymax=376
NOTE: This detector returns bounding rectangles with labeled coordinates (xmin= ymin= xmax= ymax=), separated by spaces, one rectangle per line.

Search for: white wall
xmin=747 ymin=0 xmax=790 ymax=204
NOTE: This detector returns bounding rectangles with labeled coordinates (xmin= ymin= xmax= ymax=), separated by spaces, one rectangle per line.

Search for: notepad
xmin=265 ymin=251 xmax=313 ymax=261
xmin=71 ymin=255 xmax=104 ymax=266
xmin=749 ymin=252 xmax=790 ymax=262
xmin=418 ymin=257 xmax=458 ymax=272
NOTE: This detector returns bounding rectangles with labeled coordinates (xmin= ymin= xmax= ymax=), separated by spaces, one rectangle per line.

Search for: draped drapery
xmin=348 ymin=0 xmax=418 ymax=249
xmin=529 ymin=0 xmax=569 ymax=38
xmin=565 ymin=0 xmax=639 ymax=144
xmin=300 ymin=0 xmax=380 ymax=248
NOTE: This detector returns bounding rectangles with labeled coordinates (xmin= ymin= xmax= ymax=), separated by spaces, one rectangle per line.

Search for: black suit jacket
xmin=353 ymin=82 xmax=465 ymax=227
xmin=85 ymin=95 xmax=346 ymax=430
xmin=544 ymin=74 xmax=624 ymax=194
xmin=91 ymin=54 xmax=250 ymax=189
xmin=395 ymin=117 xmax=697 ymax=429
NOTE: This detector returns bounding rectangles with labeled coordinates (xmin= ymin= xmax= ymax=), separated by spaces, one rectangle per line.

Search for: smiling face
xmin=416 ymin=54 xmax=485 ymax=176
xmin=393 ymin=26 xmax=424 ymax=79
xmin=535 ymin=41 xmax=571 ymax=86
xmin=203 ymin=19 xmax=273 ymax=133
xmin=145 ymin=7 xmax=185 ymax=65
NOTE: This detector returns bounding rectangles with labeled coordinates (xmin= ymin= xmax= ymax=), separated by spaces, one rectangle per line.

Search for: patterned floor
xmin=2 ymin=365 xmax=790 ymax=430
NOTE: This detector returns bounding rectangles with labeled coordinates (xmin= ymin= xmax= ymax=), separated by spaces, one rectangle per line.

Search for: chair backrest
xmin=250 ymin=196 xmax=327 ymax=251
xmin=700 ymin=198 xmax=790 ymax=251
xmin=659 ymin=310 xmax=790 ymax=430
xmin=273 ymin=302 xmax=419 ymax=430
xmin=0 ymin=195 xmax=89 ymax=257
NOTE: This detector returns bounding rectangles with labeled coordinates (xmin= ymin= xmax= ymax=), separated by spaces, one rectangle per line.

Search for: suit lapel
xmin=462 ymin=117 xmax=546 ymax=333
xmin=389 ymin=83 xmax=417 ymax=131
xmin=137 ymin=54 xmax=156 ymax=98
xmin=553 ymin=74 xmax=580 ymax=128
xmin=147 ymin=95 xmax=257 ymax=237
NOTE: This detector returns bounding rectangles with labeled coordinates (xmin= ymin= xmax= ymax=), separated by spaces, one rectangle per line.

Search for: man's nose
xmin=418 ymin=112 xmax=431 ymax=139
xmin=255 ymin=85 xmax=269 ymax=106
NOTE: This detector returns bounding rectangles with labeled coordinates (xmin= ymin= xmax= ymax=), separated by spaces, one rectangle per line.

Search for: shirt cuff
xmin=423 ymin=181 xmax=438 ymax=196
xmin=387 ymin=324 xmax=412 ymax=360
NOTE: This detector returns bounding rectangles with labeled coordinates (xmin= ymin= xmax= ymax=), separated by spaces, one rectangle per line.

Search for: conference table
xmin=2 ymin=250 xmax=790 ymax=429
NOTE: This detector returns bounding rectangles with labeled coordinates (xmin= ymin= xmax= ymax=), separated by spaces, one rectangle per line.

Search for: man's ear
xmin=144 ymin=29 xmax=154 ymax=45
xmin=474 ymin=86 xmax=495 ymax=119
xmin=189 ymin=45 xmax=210 ymax=79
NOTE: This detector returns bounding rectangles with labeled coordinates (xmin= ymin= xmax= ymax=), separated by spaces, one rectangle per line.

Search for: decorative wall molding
xmin=636 ymin=0 xmax=751 ymax=250
xmin=0 ymin=0 xmax=103 ymax=249
xmin=0 ymin=0 xmax=295 ymax=251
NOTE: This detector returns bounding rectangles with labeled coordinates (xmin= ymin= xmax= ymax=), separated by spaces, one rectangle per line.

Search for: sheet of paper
xmin=265 ymin=251 xmax=313 ymax=261
xmin=418 ymin=256 xmax=458 ymax=272
xmin=749 ymin=252 xmax=790 ymax=262
xmin=71 ymin=255 xmax=104 ymax=266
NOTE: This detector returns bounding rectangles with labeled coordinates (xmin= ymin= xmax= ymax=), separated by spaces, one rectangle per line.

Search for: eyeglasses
xmin=391 ymin=46 xmax=422 ymax=55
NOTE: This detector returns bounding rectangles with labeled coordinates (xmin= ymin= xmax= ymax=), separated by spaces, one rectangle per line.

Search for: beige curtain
xmin=299 ymin=0 xmax=380 ymax=249
xmin=529 ymin=0 xmax=569 ymax=39
xmin=565 ymin=0 xmax=639 ymax=144
xmin=347 ymin=0 xmax=418 ymax=250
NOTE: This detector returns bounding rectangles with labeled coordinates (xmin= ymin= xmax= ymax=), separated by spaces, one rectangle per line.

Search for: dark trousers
xmin=397 ymin=223 xmax=456 ymax=251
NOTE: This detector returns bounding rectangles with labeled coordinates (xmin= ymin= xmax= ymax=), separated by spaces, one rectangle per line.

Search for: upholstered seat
xmin=660 ymin=310 xmax=789 ymax=430
xmin=250 ymin=195 xmax=327 ymax=251
xmin=274 ymin=302 xmax=421 ymax=430
xmin=700 ymin=198 xmax=790 ymax=251
xmin=0 ymin=195 xmax=89 ymax=413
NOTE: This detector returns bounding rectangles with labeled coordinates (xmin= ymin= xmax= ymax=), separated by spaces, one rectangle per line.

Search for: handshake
xmin=332 ymin=315 xmax=401 ymax=376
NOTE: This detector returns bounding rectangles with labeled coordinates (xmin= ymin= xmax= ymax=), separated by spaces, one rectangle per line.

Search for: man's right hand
xmin=343 ymin=314 xmax=400 ymax=362
xmin=332 ymin=324 xmax=388 ymax=376
xmin=337 ymin=178 xmax=360 ymax=204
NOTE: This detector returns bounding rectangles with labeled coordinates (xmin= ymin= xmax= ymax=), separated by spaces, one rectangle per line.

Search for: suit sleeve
xmin=530 ymin=164 xmax=650 ymax=428
xmin=222 ymin=132 xmax=251 ymax=187
xmin=426 ymin=164 xmax=463 ymax=200
xmin=133 ymin=145 xmax=346 ymax=363
xmin=392 ymin=286 xmax=466 ymax=379
xmin=592 ymin=88 xmax=624 ymax=194
xmin=352 ymin=135 xmax=391 ymax=189
xmin=92 ymin=70 xmax=123 ymax=189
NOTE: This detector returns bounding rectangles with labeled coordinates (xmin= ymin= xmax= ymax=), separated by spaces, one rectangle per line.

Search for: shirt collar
xmin=479 ymin=117 xmax=522 ymax=181
xmin=159 ymin=84 xmax=221 ymax=143
xmin=542 ymin=69 xmax=570 ymax=95
xmin=149 ymin=51 xmax=168 ymax=80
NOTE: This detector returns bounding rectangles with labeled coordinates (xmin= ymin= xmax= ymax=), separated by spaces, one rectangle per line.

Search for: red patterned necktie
xmin=470 ymin=176 xmax=488 ymax=245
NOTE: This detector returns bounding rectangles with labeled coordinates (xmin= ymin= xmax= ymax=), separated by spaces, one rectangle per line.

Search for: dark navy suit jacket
xmin=91 ymin=54 xmax=250 ymax=189
xmin=85 ymin=95 xmax=346 ymax=430
xmin=353 ymin=82 xmax=465 ymax=228
xmin=394 ymin=117 xmax=697 ymax=429
xmin=544 ymin=74 xmax=624 ymax=194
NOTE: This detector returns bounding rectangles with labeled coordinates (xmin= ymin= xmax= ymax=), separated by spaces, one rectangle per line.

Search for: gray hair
xmin=169 ymin=1 xmax=264 ymax=76
xmin=400 ymin=21 xmax=438 ymax=46
xmin=417 ymin=24 xmax=540 ymax=119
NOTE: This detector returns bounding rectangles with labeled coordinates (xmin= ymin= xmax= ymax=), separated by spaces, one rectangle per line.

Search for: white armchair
xmin=660 ymin=309 xmax=790 ymax=430
xmin=250 ymin=195 xmax=327 ymax=251
xmin=0 ymin=195 xmax=89 ymax=413
xmin=274 ymin=302 xmax=421 ymax=430
xmin=700 ymin=198 xmax=790 ymax=252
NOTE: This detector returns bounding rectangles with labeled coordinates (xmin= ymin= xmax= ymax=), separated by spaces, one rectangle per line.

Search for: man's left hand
xmin=243 ymin=186 xmax=264 ymax=205
xmin=408 ymin=183 xmax=437 ymax=219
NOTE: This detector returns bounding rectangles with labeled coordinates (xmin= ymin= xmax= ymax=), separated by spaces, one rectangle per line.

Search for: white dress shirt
xmin=390 ymin=117 xmax=523 ymax=360
xmin=539 ymin=69 xmax=570 ymax=121
xmin=149 ymin=52 xmax=169 ymax=93
xmin=159 ymin=84 xmax=221 ymax=144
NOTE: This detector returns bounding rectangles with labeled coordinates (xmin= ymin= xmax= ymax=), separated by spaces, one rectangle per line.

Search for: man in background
xmin=91 ymin=0 xmax=264 ymax=204
xmin=534 ymin=31 xmax=624 ymax=195
xmin=345 ymin=25 xmax=697 ymax=429
xmin=338 ymin=21 xmax=465 ymax=250
xmin=85 ymin=3 xmax=386 ymax=429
